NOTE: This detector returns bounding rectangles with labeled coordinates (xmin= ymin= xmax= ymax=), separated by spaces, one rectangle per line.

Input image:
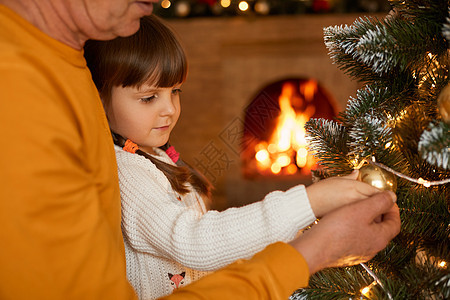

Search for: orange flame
xmin=254 ymin=81 xmax=318 ymax=175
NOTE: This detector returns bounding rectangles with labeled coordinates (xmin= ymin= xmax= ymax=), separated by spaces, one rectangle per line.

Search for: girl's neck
xmin=139 ymin=146 xmax=157 ymax=156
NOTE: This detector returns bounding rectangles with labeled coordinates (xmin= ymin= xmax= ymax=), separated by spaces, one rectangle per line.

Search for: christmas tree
xmin=292 ymin=0 xmax=450 ymax=299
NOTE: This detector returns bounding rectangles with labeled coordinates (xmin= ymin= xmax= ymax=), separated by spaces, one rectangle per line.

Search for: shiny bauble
xmin=438 ymin=84 xmax=450 ymax=124
xmin=357 ymin=165 xmax=397 ymax=192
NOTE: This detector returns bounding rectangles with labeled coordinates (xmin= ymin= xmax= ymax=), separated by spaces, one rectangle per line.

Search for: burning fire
xmin=254 ymin=81 xmax=318 ymax=175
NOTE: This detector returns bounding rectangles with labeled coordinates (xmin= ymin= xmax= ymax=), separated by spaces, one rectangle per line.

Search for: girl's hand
xmin=306 ymin=170 xmax=382 ymax=218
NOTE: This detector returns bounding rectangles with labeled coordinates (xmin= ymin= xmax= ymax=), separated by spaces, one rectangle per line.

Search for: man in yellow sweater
xmin=0 ymin=0 xmax=400 ymax=299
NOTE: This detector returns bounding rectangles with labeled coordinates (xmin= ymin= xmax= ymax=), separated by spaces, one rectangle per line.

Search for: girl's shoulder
xmin=114 ymin=145 xmax=174 ymax=165
xmin=114 ymin=144 xmax=172 ymax=187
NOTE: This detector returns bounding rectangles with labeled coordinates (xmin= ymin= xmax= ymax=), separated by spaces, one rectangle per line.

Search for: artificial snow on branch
xmin=418 ymin=122 xmax=450 ymax=169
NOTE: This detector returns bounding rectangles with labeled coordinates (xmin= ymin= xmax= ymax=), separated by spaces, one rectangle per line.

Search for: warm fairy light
xmin=385 ymin=142 xmax=392 ymax=148
xmin=238 ymin=1 xmax=249 ymax=11
xmin=221 ymin=0 xmax=231 ymax=8
xmin=418 ymin=177 xmax=431 ymax=187
xmin=386 ymin=109 xmax=408 ymax=123
xmin=252 ymin=81 xmax=318 ymax=175
xmin=361 ymin=281 xmax=377 ymax=296
xmin=438 ymin=261 xmax=447 ymax=268
xmin=416 ymin=52 xmax=440 ymax=91
xmin=350 ymin=158 xmax=361 ymax=168
xmin=397 ymin=109 xmax=408 ymax=120
xmin=361 ymin=286 xmax=371 ymax=295
xmin=161 ymin=0 xmax=171 ymax=9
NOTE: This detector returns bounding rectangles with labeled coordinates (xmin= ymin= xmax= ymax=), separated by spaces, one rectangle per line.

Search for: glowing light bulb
xmin=221 ymin=0 xmax=231 ymax=8
xmin=238 ymin=1 xmax=249 ymax=11
xmin=418 ymin=177 xmax=431 ymax=187
xmin=361 ymin=281 xmax=377 ymax=296
xmin=361 ymin=286 xmax=371 ymax=295
xmin=161 ymin=0 xmax=171 ymax=9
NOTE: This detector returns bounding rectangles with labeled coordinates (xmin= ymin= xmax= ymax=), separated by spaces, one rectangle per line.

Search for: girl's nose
xmin=160 ymin=96 xmax=176 ymax=116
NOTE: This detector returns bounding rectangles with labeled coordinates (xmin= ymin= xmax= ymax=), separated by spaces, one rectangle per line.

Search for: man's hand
xmin=289 ymin=191 xmax=400 ymax=274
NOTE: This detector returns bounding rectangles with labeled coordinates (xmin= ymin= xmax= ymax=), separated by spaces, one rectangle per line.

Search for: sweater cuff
xmin=277 ymin=184 xmax=316 ymax=229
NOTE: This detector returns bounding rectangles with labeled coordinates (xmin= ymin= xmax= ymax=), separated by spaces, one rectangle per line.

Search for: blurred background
xmin=153 ymin=0 xmax=391 ymax=209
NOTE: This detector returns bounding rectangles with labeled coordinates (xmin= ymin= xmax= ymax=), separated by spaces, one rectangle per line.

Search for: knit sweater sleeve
xmin=117 ymin=150 xmax=316 ymax=272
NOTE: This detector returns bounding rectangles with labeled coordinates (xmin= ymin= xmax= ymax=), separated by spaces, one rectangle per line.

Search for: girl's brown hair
xmin=84 ymin=15 xmax=212 ymax=197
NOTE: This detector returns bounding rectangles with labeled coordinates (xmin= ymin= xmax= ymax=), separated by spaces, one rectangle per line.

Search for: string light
xmin=361 ymin=281 xmax=377 ymax=296
xmin=360 ymin=263 xmax=393 ymax=300
xmin=369 ymin=159 xmax=450 ymax=187
xmin=354 ymin=157 xmax=450 ymax=187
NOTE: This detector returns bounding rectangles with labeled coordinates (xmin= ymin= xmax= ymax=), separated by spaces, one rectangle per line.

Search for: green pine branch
xmin=304 ymin=118 xmax=351 ymax=176
xmin=418 ymin=122 xmax=450 ymax=169
xmin=338 ymin=83 xmax=415 ymax=127
xmin=400 ymin=187 xmax=450 ymax=240
xmin=293 ymin=266 xmax=373 ymax=300
xmin=323 ymin=17 xmax=382 ymax=83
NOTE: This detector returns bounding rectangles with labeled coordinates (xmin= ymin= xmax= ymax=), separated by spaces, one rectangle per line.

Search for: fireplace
xmin=242 ymin=78 xmax=337 ymax=178
xmin=166 ymin=14 xmax=380 ymax=209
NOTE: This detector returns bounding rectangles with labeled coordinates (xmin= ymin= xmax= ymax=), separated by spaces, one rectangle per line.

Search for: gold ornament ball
xmin=438 ymin=84 xmax=450 ymax=124
xmin=357 ymin=165 xmax=397 ymax=193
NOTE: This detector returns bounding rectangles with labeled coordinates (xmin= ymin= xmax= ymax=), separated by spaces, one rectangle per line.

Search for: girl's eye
xmin=172 ymin=88 xmax=182 ymax=95
xmin=140 ymin=95 xmax=156 ymax=103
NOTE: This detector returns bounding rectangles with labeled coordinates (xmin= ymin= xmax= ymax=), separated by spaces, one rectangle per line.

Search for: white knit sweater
xmin=115 ymin=145 xmax=316 ymax=300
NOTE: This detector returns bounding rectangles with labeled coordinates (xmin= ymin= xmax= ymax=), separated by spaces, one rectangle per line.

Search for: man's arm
xmin=0 ymin=48 xmax=137 ymax=299
xmin=160 ymin=242 xmax=310 ymax=300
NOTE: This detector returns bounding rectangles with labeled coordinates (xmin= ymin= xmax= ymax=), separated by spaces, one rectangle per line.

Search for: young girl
xmin=84 ymin=15 xmax=380 ymax=300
